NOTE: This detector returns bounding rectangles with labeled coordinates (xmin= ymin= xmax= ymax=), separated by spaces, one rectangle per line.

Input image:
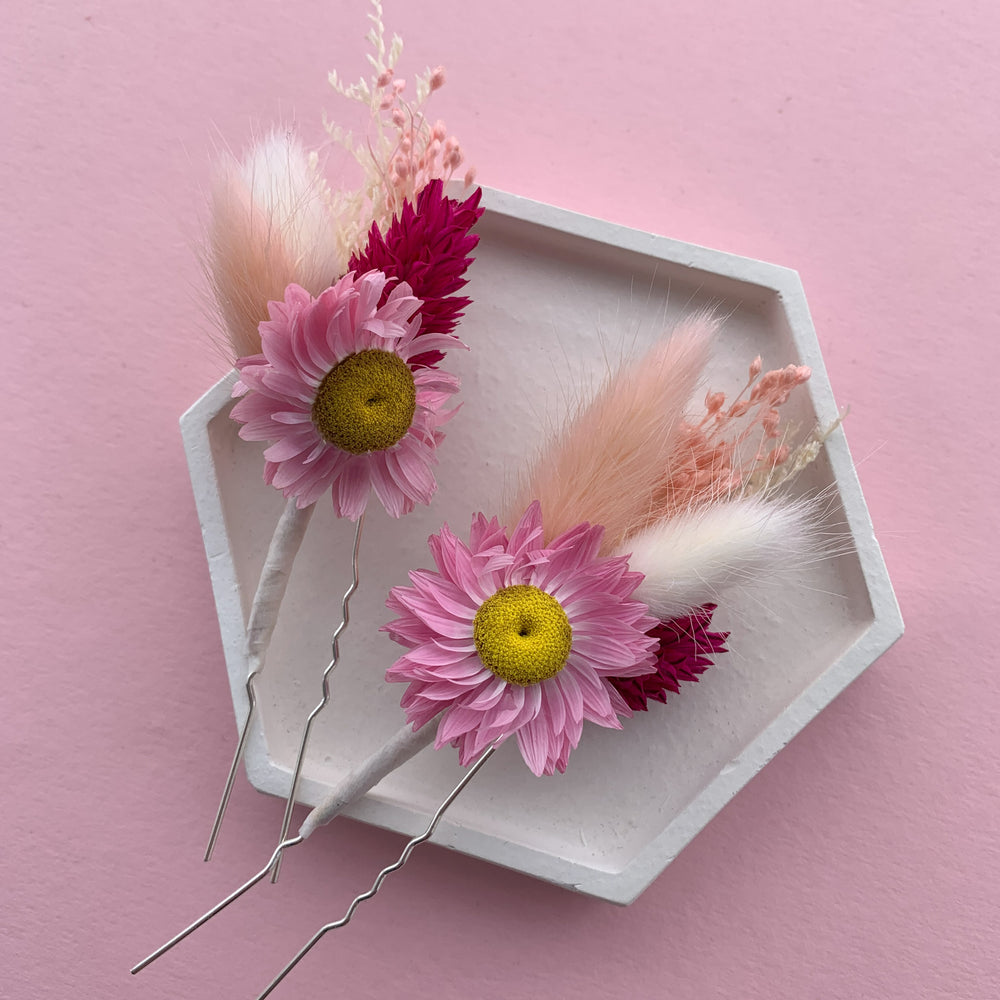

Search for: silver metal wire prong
xmin=204 ymin=670 xmax=260 ymax=861
xmin=272 ymin=511 xmax=365 ymax=882
xmin=255 ymin=741 xmax=499 ymax=999
xmin=130 ymin=835 xmax=304 ymax=976
xmin=204 ymin=497 xmax=315 ymax=861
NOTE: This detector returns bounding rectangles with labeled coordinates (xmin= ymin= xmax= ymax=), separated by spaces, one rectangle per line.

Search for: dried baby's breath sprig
xmin=325 ymin=0 xmax=473 ymax=250
xmin=745 ymin=409 xmax=845 ymax=495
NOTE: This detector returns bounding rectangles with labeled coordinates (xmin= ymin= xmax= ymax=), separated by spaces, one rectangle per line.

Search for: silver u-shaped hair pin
xmin=131 ymin=739 xmax=499 ymax=993
xmin=272 ymin=511 xmax=365 ymax=881
xmin=203 ymin=509 xmax=365 ymax=874
xmin=256 ymin=741 xmax=498 ymax=997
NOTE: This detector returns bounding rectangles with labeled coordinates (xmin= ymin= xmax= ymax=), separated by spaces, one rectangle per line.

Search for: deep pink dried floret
xmin=607 ymin=605 xmax=729 ymax=712
xmin=349 ymin=180 xmax=483 ymax=367
xmin=230 ymin=270 xmax=465 ymax=520
xmin=383 ymin=502 xmax=659 ymax=776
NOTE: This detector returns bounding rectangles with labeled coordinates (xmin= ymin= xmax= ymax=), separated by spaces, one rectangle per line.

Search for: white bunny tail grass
xmin=617 ymin=495 xmax=821 ymax=622
xmin=206 ymin=131 xmax=349 ymax=360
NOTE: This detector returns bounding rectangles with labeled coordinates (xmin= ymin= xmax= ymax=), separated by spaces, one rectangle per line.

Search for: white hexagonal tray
xmin=181 ymin=187 xmax=902 ymax=904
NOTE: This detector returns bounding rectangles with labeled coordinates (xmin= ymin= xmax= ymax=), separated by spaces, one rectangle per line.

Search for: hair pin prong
xmin=204 ymin=498 xmax=315 ymax=861
xmin=131 ymin=738 xmax=498 ymax=986
xmin=256 ymin=739 xmax=499 ymax=998
xmin=130 ymin=835 xmax=303 ymax=977
xmin=272 ymin=510 xmax=365 ymax=881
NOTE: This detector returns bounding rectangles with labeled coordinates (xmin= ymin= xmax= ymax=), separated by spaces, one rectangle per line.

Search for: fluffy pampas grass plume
xmin=206 ymin=131 xmax=349 ymax=360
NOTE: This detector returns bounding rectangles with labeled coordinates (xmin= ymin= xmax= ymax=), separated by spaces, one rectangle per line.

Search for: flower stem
xmin=298 ymin=716 xmax=441 ymax=838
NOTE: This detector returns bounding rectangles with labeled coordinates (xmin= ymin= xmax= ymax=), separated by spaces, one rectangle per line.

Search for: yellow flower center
xmin=311 ymin=349 xmax=416 ymax=454
xmin=473 ymin=585 xmax=572 ymax=686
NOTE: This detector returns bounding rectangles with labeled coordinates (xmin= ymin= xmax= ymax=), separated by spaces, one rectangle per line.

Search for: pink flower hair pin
xmin=194 ymin=2 xmax=483 ymax=868
xmin=379 ymin=316 xmax=825 ymax=778
xmin=134 ymin=313 xmax=839 ymax=995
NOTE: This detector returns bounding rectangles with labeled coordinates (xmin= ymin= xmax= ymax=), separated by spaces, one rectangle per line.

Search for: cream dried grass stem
xmin=298 ymin=716 xmax=441 ymax=838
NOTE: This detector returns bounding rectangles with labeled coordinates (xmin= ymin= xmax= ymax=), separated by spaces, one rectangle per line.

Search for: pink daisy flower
xmin=607 ymin=605 xmax=729 ymax=712
xmin=230 ymin=270 xmax=465 ymax=519
xmin=384 ymin=501 xmax=658 ymax=776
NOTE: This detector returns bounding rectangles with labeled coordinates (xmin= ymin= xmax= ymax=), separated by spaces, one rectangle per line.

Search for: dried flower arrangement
xmin=132 ymin=2 xmax=844 ymax=994
xmin=195 ymin=0 xmax=483 ymax=862
xmin=383 ymin=316 xmax=826 ymax=777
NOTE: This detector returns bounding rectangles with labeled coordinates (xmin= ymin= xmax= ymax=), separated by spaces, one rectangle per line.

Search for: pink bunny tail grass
xmin=504 ymin=315 xmax=716 ymax=555
xmin=207 ymin=168 xmax=294 ymax=360
xmin=205 ymin=132 xmax=346 ymax=361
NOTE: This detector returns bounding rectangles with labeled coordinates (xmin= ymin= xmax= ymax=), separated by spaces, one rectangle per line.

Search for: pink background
xmin=5 ymin=1 xmax=998 ymax=997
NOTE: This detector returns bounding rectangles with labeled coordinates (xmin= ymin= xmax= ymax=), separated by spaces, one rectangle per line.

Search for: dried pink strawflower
xmin=384 ymin=502 xmax=658 ymax=776
xmin=349 ymin=179 xmax=484 ymax=366
xmin=230 ymin=271 xmax=465 ymax=519
xmin=607 ymin=605 xmax=729 ymax=712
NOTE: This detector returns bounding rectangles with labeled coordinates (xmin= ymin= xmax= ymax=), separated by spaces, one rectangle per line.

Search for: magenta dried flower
xmin=607 ymin=604 xmax=729 ymax=712
xmin=349 ymin=179 xmax=483 ymax=366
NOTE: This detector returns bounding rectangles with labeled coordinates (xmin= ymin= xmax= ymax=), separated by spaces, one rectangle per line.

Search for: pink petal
xmin=368 ymin=453 xmax=410 ymax=518
xmin=515 ymin=710 xmax=565 ymax=777
xmin=403 ymin=333 xmax=469 ymax=362
xmin=565 ymin=658 xmax=618 ymax=726
xmin=507 ymin=501 xmax=545 ymax=556
xmin=388 ymin=437 xmax=437 ymax=504
xmin=438 ymin=705 xmax=490 ymax=743
xmin=390 ymin=588 xmax=474 ymax=641
xmin=542 ymin=677 xmax=567 ymax=736
xmin=553 ymin=669 xmax=585 ymax=728
xmin=262 ymin=427 xmax=321 ymax=463
xmin=259 ymin=370 xmax=316 ymax=404
xmin=405 ymin=642 xmax=478 ymax=668
xmin=406 ymin=571 xmax=479 ymax=620
xmin=270 ymin=410 xmax=315 ymax=425
xmin=333 ymin=457 xmax=371 ymax=519
xmin=463 ymin=675 xmax=509 ymax=710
